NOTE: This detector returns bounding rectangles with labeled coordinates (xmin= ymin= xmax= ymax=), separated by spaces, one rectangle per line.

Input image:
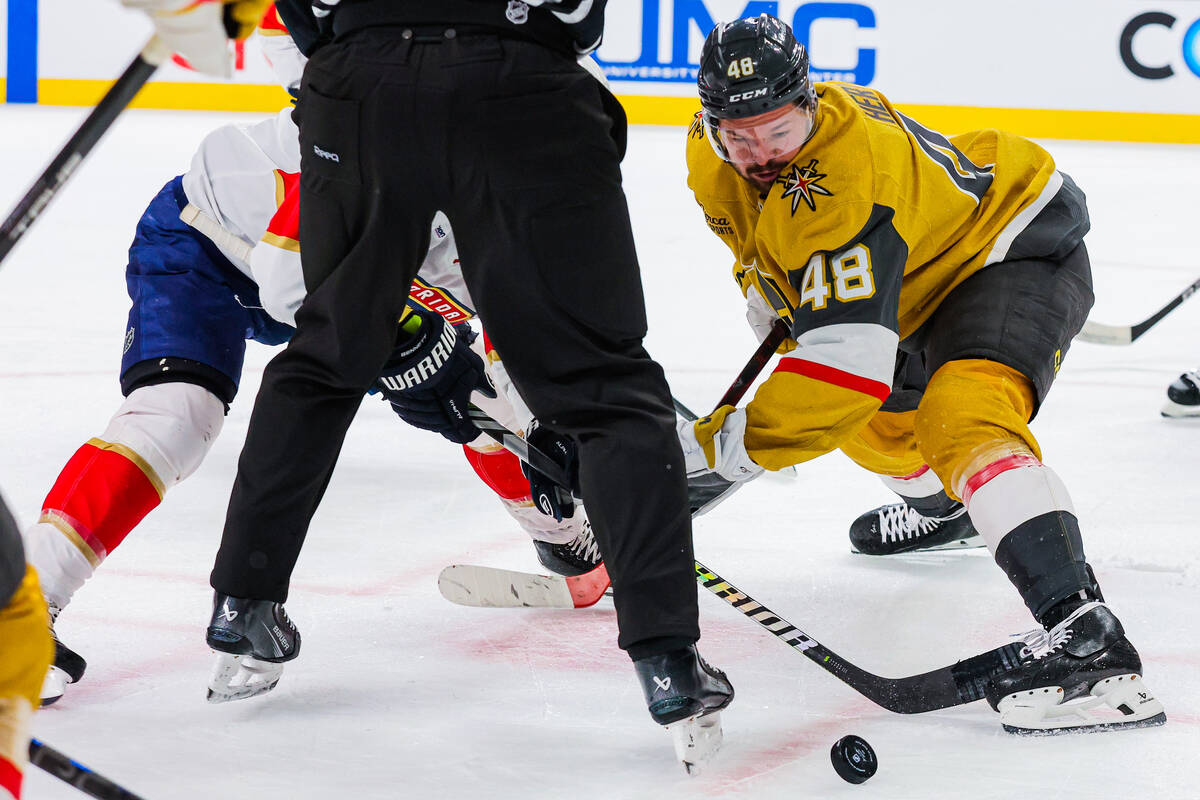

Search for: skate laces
xmin=46 ymin=598 xmax=62 ymax=627
xmin=878 ymin=505 xmax=939 ymax=542
xmin=1014 ymin=601 xmax=1105 ymax=660
xmin=568 ymin=521 xmax=602 ymax=565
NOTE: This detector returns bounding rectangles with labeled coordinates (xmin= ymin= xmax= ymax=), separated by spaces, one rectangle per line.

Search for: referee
xmin=206 ymin=0 xmax=733 ymax=729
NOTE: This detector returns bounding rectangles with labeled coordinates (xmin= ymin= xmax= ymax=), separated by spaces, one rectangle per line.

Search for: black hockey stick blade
xmin=28 ymin=739 xmax=148 ymax=800
xmin=694 ymin=563 xmax=1023 ymax=713
xmin=0 ymin=37 xmax=168 ymax=268
xmin=1076 ymin=274 xmax=1200 ymax=345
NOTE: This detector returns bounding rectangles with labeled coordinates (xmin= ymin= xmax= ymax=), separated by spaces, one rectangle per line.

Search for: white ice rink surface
xmin=0 ymin=105 xmax=1197 ymax=799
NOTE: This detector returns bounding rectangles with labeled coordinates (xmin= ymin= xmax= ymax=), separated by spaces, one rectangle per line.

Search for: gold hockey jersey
xmin=686 ymin=83 xmax=1089 ymax=472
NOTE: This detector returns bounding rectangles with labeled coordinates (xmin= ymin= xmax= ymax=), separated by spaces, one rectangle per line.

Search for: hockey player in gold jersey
xmin=0 ymin=495 xmax=53 ymax=800
xmin=679 ymin=14 xmax=1165 ymax=734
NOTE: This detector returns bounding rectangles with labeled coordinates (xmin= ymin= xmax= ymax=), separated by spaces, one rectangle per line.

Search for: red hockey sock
xmin=0 ymin=753 xmax=21 ymax=800
xmin=462 ymin=445 xmax=531 ymax=501
xmin=39 ymin=439 xmax=164 ymax=565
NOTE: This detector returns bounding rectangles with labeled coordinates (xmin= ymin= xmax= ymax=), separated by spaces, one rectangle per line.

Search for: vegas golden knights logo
xmin=777 ymin=159 xmax=833 ymax=214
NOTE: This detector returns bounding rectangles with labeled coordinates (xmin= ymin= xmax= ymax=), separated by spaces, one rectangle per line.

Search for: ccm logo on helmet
xmin=729 ymin=87 xmax=770 ymax=102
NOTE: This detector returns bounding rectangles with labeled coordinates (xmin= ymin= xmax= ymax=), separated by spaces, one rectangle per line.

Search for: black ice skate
xmin=205 ymin=593 xmax=300 ymax=704
xmin=40 ymin=600 xmax=86 ymax=706
xmin=532 ymin=520 xmax=602 ymax=577
xmin=986 ymin=602 xmax=1165 ymax=734
xmin=1162 ymin=369 xmax=1200 ymax=418
xmin=849 ymin=499 xmax=983 ymax=555
xmin=634 ymin=645 xmax=734 ymax=773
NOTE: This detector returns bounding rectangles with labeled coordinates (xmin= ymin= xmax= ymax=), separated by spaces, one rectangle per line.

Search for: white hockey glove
xmin=677 ymin=405 xmax=764 ymax=483
xmin=121 ymin=0 xmax=272 ymax=77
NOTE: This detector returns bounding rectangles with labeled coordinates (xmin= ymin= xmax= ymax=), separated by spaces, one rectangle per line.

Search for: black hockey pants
xmin=210 ymin=27 xmax=700 ymax=653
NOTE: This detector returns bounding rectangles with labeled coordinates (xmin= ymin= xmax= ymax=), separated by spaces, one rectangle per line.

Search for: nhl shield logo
xmin=506 ymin=1 xmax=529 ymax=24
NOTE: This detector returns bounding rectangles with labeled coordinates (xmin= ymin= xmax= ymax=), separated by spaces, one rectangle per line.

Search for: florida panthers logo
xmin=777 ymin=159 xmax=833 ymax=214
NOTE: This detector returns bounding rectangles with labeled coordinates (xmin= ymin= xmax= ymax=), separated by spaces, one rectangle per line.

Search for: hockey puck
xmin=830 ymin=735 xmax=877 ymax=784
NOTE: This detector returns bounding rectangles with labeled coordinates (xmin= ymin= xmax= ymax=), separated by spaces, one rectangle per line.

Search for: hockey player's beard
xmin=736 ymin=157 xmax=793 ymax=194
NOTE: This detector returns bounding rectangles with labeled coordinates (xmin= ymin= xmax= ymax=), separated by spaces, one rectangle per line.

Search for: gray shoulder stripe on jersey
xmin=895 ymin=112 xmax=994 ymax=203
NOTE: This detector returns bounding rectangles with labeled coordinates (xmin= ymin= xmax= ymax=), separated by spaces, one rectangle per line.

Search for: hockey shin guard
xmin=961 ymin=455 xmax=1098 ymax=624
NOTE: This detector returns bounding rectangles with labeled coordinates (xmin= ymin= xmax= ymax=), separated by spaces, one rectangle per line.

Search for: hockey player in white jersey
xmin=24 ymin=14 xmax=596 ymax=706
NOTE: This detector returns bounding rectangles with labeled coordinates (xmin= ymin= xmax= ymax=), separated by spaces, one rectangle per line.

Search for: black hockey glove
xmin=521 ymin=421 xmax=579 ymax=522
xmin=521 ymin=0 xmax=608 ymax=54
xmin=375 ymin=310 xmax=496 ymax=445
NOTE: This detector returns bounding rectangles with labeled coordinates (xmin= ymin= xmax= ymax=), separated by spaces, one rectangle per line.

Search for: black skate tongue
xmin=1066 ymin=605 xmax=1124 ymax=657
xmin=54 ymin=640 xmax=87 ymax=683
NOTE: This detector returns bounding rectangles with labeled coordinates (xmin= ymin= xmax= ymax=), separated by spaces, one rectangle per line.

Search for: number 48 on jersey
xmin=792 ymin=244 xmax=876 ymax=311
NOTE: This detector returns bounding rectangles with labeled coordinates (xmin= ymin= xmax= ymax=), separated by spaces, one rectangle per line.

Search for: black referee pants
xmin=0 ymin=493 xmax=23 ymax=606
xmin=211 ymin=27 xmax=699 ymax=652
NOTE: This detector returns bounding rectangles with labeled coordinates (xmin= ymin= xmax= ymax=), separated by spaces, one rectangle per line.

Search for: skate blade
xmin=998 ymin=674 xmax=1166 ymax=735
xmin=851 ymin=537 xmax=987 ymax=556
xmin=1160 ymin=405 xmax=1200 ymax=419
xmin=666 ymin=711 xmax=723 ymax=775
xmin=40 ymin=667 xmax=70 ymax=707
xmin=206 ymin=653 xmax=284 ymax=704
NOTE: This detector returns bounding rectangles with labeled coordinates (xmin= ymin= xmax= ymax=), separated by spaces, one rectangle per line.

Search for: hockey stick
xmin=467 ymin=319 xmax=790 ymax=518
xmin=451 ymin=317 xmax=1026 ymax=713
xmin=671 ymin=395 xmax=702 ymax=421
xmin=28 ymin=739 xmax=147 ymax=800
xmin=0 ymin=37 xmax=169 ymax=267
xmin=714 ymin=318 xmax=790 ymax=408
xmin=440 ymin=556 xmax=1022 ymax=713
xmin=448 ymin=325 xmax=794 ymax=605
xmin=693 ymin=564 xmax=1022 ymax=713
xmin=671 ymin=316 xmax=788 ymax=420
xmin=1076 ymin=274 xmax=1200 ymax=345
xmin=441 ymin=419 xmax=1025 ymax=712
xmin=439 ymin=561 xmax=611 ymax=609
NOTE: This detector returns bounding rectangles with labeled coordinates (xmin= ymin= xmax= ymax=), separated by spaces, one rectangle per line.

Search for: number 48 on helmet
xmin=697 ymin=14 xmax=819 ymax=172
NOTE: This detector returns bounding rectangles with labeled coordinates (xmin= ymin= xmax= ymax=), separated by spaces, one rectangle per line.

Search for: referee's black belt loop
xmin=400 ymin=27 xmax=460 ymax=44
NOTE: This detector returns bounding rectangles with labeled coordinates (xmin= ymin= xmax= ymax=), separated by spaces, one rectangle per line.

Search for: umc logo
xmin=593 ymin=1 xmax=877 ymax=85
xmin=1119 ymin=11 xmax=1200 ymax=79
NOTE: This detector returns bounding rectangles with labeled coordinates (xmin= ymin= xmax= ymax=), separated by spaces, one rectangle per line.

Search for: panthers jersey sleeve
xmin=181 ymin=107 xmax=300 ymax=277
xmin=251 ymin=180 xmax=476 ymax=329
